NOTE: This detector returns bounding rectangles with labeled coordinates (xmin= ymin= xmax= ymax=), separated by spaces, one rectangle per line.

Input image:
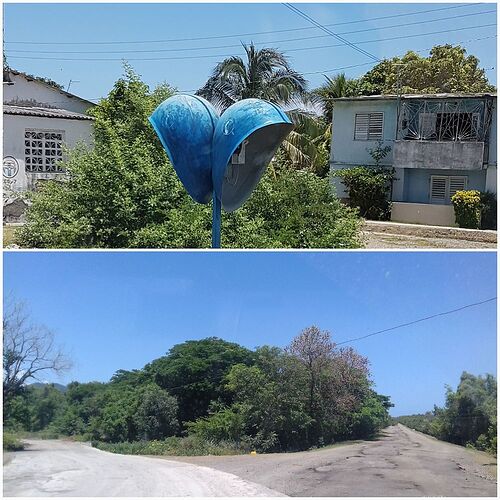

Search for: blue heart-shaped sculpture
xmin=149 ymin=94 xmax=219 ymax=204
xmin=212 ymin=99 xmax=293 ymax=212
xmin=150 ymin=96 xmax=293 ymax=212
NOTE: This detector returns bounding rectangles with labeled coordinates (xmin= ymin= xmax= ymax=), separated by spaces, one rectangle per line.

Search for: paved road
xmin=3 ymin=439 xmax=283 ymax=497
xmin=169 ymin=425 xmax=497 ymax=497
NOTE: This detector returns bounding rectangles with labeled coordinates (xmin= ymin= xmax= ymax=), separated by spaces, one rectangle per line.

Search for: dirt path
xmin=167 ymin=425 xmax=497 ymax=497
xmin=2 ymin=439 xmax=283 ymax=497
xmin=364 ymin=232 xmax=497 ymax=249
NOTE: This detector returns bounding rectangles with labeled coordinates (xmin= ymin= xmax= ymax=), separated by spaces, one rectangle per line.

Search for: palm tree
xmin=313 ymin=73 xmax=359 ymax=122
xmin=198 ymin=43 xmax=327 ymax=172
xmin=197 ymin=43 xmax=307 ymax=109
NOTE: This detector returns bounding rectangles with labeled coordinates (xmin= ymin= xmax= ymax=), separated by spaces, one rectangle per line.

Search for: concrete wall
xmin=3 ymin=114 xmax=93 ymax=192
xmin=4 ymin=73 xmax=92 ymax=114
xmin=393 ymin=140 xmax=485 ymax=170
xmin=391 ymin=202 xmax=456 ymax=227
xmin=330 ymin=99 xmax=397 ymax=167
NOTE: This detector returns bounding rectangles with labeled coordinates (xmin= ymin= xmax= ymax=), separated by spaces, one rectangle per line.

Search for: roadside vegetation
xmin=14 ymin=43 xmax=495 ymax=248
xmin=4 ymin=327 xmax=393 ymax=456
xmin=3 ymin=432 xmax=25 ymax=451
xmin=394 ymin=372 xmax=497 ymax=456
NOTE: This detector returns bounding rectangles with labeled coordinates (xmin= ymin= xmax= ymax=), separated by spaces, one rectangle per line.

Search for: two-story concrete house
xmin=3 ymin=68 xmax=95 ymax=221
xmin=330 ymin=93 xmax=497 ymax=226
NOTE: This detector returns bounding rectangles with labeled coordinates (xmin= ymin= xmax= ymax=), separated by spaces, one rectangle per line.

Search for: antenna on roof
xmin=66 ymin=79 xmax=80 ymax=93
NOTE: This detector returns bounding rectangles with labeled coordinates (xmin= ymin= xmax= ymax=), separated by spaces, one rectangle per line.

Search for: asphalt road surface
xmin=3 ymin=439 xmax=283 ymax=497
xmin=170 ymin=425 xmax=497 ymax=497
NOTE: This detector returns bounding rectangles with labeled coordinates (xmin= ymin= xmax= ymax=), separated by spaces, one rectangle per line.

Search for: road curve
xmin=3 ymin=439 xmax=284 ymax=497
xmin=168 ymin=425 xmax=498 ymax=497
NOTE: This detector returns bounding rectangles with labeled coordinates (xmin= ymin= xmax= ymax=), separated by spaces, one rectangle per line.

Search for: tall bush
xmin=335 ymin=167 xmax=394 ymax=220
xmin=480 ymin=191 xmax=497 ymax=230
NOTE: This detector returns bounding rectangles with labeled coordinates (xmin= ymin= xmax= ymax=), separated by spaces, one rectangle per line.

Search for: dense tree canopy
xmin=357 ymin=45 xmax=495 ymax=95
xmin=145 ymin=338 xmax=255 ymax=424
xmin=4 ymin=331 xmax=392 ymax=454
xmin=394 ymin=372 xmax=497 ymax=455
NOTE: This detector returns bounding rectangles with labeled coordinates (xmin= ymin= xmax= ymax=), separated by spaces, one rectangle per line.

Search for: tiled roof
xmin=3 ymin=104 xmax=94 ymax=121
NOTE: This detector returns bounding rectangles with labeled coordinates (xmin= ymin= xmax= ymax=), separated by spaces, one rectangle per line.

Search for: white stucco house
xmin=330 ymin=93 xmax=497 ymax=226
xmin=3 ymin=68 xmax=95 ymax=221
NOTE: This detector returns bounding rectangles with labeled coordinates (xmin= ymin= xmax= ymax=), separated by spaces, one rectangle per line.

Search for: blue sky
xmin=3 ymin=251 xmax=497 ymax=416
xmin=3 ymin=2 xmax=497 ymax=104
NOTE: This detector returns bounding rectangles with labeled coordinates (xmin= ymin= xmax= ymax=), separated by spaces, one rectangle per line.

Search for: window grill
xmin=25 ymin=130 xmax=65 ymax=173
xmin=398 ymin=98 xmax=493 ymax=142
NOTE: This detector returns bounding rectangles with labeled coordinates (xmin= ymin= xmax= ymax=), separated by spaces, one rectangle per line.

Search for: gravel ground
xmin=168 ymin=425 xmax=497 ymax=497
xmin=364 ymin=232 xmax=497 ymax=249
xmin=3 ymin=440 xmax=283 ymax=497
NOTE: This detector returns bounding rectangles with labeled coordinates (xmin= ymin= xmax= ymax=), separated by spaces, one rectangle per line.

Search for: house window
xmin=430 ymin=175 xmax=467 ymax=204
xmin=24 ymin=129 xmax=65 ymax=173
xmin=354 ymin=112 xmax=383 ymax=140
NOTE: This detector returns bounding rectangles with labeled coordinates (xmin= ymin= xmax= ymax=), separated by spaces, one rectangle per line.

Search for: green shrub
xmin=335 ymin=166 xmax=394 ymax=220
xmin=93 ymin=435 xmax=246 ymax=456
xmin=451 ymin=190 xmax=482 ymax=229
xmin=186 ymin=407 xmax=245 ymax=442
xmin=3 ymin=432 xmax=25 ymax=451
xmin=480 ymin=191 xmax=497 ymax=230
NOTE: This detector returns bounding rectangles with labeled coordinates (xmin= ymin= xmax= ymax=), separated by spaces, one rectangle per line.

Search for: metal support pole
xmin=212 ymin=193 xmax=221 ymax=248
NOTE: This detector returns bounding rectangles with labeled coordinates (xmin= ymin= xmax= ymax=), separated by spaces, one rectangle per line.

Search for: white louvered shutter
xmin=354 ymin=113 xmax=369 ymax=140
xmin=354 ymin=113 xmax=384 ymax=140
xmin=449 ymin=176 xmax=467 ymax=199
xmin=430 ymin=176 xmax=447 ymax=204
xmin=368 ymin=113 xmax=384 ymax=140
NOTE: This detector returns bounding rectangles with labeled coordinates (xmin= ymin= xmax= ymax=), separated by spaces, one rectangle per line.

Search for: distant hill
xmin=29 ymin=382 xmax=67 ymax=393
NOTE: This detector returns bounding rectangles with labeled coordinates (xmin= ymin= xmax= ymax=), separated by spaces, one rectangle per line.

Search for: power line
xmin=336 ymin=297 xmax=497 ymax=346
xmin=285 ymin=23 xmax=497 ymax=55
xmin=11 ymin=34 xmax=496 ymax=101
xmin=6 ymin=9 xmax=495 ymax=55
xmin=301 ymin=35 xmax=497 ymax=75
xmin=4 ymin=3 xmax=485 ymax=46
xmin=6 ymin=23 xmax=496 ymax=62
xmin=283 ymin=3 xmax=380 ymax=62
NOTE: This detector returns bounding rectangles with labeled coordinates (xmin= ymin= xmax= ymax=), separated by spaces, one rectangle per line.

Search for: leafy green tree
xmin=135 ymin=385 xmax=179 ymax=440
xmin=350 ymin=392 xmax=393 ymax=438
xmin=358 ymin=45 xmax=495 ymax=95
xmin=432 ymin=372 xmax=496 ymax=453
xmin=313 ymin=73 xmax=360 ymax=122
xmin=145 ymin=338 xmax=255 ymax=425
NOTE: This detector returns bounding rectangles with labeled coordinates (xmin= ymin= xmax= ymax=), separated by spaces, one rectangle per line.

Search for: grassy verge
xmin=3 ymin=432 xmax=25 ymax=451
xmin=93 ymin=436 xmax=247 ymax=456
